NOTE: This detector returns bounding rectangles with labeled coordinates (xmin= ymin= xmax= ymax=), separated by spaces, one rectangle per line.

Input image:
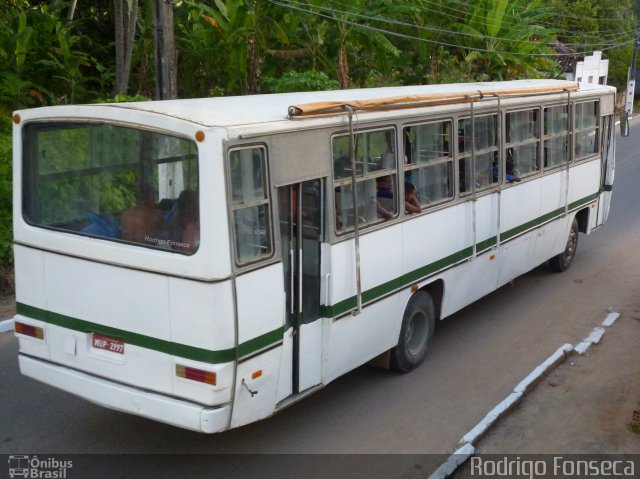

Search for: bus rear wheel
xmin=550 ymin=218 xmax=579 ymax=272
xmin=390 ymin=291 xmax=435 ymax=372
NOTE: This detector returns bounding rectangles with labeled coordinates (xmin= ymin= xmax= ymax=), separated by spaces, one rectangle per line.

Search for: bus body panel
xmin=359 ymin=223 xmax=403 ymax=294
xmin=19 ymin=354 xmax=231 ymax=433
xmin=235 ymin=263 xmax=285 ymax=348
xmin=402 ymin=202 xmax=470 ymax=274
xmin=501 ymin=180 xmax=543 ymax=235
xmin=475 ymin=193 xmax=500 ymax=250
xmin=230 ymin=346 xmax=283 ymax=428
xmin=324 ymin=293 xmax=404 ymax=383
xmin=14 ymin=246 xmax=237 ymax=406
xmin=540 ymin=169 xmax=567 ymax=223
xmin=569 ymin=160 xmax=601 ymax=207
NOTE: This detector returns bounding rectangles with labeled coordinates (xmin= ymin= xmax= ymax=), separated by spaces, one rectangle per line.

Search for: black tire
xmin=550 ymin=218 xmax=579 ymax=272
xmin=390 ymin=291 xmax=436 ymax=373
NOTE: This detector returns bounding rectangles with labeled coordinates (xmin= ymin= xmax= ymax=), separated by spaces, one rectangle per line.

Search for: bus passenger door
xmin=597 ymin=114 xmax=615 ymax=226
xmin=278 ymin=179 xmax=324 ymax=395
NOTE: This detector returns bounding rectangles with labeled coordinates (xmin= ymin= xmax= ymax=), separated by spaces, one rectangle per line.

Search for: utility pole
xmin=153 ymin=0 xmax=178 ymax=100
xmin=625 ymin=1 xmax=640 ymax=117
xmin=620 ymin=0 xmax=640 ymax=135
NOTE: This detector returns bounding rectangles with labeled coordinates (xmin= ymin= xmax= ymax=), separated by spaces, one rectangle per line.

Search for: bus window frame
xmin=573 ymin=100 xmax=600 ymax=162
xmin=21 ymin=120 xmax=201 ymax=254
xmin=226 ymin=143 xmax=275 ymax=269
xmin=457 ymin=112 xmax=500 ymax=196
xmin=402 ymin=117 xmax=455 ymax=210
xmin=542 ymin=103 xmax=570 ymax=171
xmin=504 ymin=106 xmax=542 ymax=181
xmin=331 ymin=126 xmax=399 ymax=236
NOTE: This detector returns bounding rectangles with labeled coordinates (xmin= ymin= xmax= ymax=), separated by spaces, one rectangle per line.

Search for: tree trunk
xmin=153 ymin=0 xmax=178 ymax=100
xmin=114 ymin=0 xmax=139 ymax=95
xmin=338 ymin=42 xmax=349 ymax=89
xmin=247 ymin=34 xmax=261 ymax=94
xmin=67 ymin=0 xmax=78 ymax=21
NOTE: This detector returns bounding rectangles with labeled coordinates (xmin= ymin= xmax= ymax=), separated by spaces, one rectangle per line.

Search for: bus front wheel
xmin=390 ymin=291 xmax=435 ymax=372
xmin=550 ymin=218 xmax=579 ymax=272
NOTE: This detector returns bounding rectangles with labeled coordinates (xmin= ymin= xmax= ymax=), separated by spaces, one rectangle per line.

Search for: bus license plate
xmin=92 ymin=333 xmax=125 ymax=354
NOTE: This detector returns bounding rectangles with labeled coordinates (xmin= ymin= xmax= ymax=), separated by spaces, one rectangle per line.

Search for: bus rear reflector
xmin=176 ymin=365 xmax=216 ymax=385
xmin=15 ymin=322 xmax=44 ymax=340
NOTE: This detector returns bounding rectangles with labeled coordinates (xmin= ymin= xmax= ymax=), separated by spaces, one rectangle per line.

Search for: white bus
xmin=12 ymin=79 xmax=616 ymax=433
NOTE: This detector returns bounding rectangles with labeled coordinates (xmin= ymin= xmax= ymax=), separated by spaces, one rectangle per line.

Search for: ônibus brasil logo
xmin=8 ymin=455 xmax=73 ymax=479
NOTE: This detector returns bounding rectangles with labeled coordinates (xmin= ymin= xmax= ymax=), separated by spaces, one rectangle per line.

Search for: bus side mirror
xmin=620 ymin=114 xmax=630 ymax=137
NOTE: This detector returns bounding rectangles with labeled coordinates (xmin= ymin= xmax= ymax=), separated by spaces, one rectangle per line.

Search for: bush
xmin=0 ymin=110 xmax=13 ymax=296
xmin=261 ymin=71 xmax=340 ymax=93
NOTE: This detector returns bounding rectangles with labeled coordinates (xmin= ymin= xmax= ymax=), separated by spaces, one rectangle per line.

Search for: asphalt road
xmin=1 ymin=117 xmax=639 ymax=478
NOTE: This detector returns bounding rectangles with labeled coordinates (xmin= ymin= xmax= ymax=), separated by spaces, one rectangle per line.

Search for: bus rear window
xmin=22 ymin=123 xmax=200 ymax=253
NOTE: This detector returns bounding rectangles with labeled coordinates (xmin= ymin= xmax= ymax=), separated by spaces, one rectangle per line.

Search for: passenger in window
xmin=334 ymin=155 xmax=350 ymax=179
xmin=382 ymin=131 xmax=396 ymax=170
xmin=121 ymin=189 xmax=163 ymax=244
xmin=171 ymin=189 xmax=199 ymax=252
xmin=506 ymin=157 xmax=521 ymax=183
xmin=376 ymin=175 xmax=394 ymax=219
xmin=404 ymin=183 xmax=422 ymax=214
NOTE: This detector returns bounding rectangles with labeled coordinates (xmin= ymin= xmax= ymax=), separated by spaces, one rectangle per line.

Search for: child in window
xmin=404 ymin=183 xmax=422 ymax=214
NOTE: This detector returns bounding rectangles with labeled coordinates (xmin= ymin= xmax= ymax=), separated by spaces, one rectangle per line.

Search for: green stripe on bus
xmin=324 ymin=192 xmax=599 ymax=318
xmin=237 ymin=327 xmax=284 ymax=358
xmin=15 ymin=302 xmax=267 ymax=364
xmin=16 ymin=193 xmax=601 ymax=358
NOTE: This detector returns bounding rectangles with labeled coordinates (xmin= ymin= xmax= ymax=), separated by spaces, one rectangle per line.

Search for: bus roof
xmin=24 ymin=79 xmax=614 ymax=129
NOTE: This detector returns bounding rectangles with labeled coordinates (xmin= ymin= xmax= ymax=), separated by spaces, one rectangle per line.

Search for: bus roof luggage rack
xmin=288 ymin=82 xmax=579 ymax=118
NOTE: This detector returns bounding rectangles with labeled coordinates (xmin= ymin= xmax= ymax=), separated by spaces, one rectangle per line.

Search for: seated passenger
xmin=404 ymin=183 xmax=422 ymax=214
xmin=121 ymin=190 xmax=163 ymax=244
xmin=171 ymin=189 xmax=199 ymax=252
xmin=506 ymin=158 xmax=521 ymax=182
xmin=376 ymin=175 xmax=394 ymax=220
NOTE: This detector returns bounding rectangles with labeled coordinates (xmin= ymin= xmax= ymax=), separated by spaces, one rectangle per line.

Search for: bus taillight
xmin=14 ymin=321 xmax=44 ymax=340
xmin=176 ymin=365 xmax=216 ymax=385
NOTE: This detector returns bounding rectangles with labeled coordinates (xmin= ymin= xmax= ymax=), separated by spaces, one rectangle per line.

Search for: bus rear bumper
xmin=19 ymin=354 xmax=230 ymax=434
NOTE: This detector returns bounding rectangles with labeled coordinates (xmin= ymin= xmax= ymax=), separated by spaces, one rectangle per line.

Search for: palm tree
xmin=454 ymin=0 xmax=556 ymax=80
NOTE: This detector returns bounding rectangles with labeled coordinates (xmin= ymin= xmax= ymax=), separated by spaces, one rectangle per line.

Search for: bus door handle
xmin=323 ymin=273 xmax=331 ymax=306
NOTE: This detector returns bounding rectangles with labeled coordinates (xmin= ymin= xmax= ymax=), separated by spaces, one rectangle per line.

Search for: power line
xmin=411 ymin=0 xmax=634 ymax=33
xmin=306 ymin=0 xmax=634 ymax=48
xmin=269 ymin=0 xmax=635 ymax=57
xmin=363 ymin=0 xmax=636 ymax=41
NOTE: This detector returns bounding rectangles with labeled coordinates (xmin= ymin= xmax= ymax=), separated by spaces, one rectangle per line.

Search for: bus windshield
xmin=22 ymin=122 xmax=200 ymax=253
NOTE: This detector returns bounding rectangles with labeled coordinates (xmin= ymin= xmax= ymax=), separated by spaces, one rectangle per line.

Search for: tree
xmin=454 ymin=0 xmax=557 ymax=80
xmin=545 ymin=0 xmax=636 ymax=88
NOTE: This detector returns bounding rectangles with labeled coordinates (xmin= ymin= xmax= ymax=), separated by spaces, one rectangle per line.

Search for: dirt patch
xmin=0 ymin=296 xmax=15 ymax=320
xmin=0 ymin=264 xmax=14 ymax=298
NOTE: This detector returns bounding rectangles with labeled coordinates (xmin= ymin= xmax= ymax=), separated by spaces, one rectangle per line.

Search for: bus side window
xmin=543 ymin=105 xmax=569 ymax=169
xmin=332 ymin=128 xmax=398 ymax=233
xmin=404 ymin=120 xmax=453 ymax=206
xmin=457 ymin=115 xmax=498 ymax=194
xmin=229 ymin=146 xmax=273 ymax=265
xmin=505 ymin=109 xmax=540 ymax=178
xmin=574 ymin=101 xmax=599 ymax=160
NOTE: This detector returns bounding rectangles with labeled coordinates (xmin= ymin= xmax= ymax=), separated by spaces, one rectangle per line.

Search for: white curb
xmin=575 ymin=327 xmax=605 ymax=354
xmin=428 ymin=443 xmax=475 ymax=479
xmin=0 ymin=318 xmax=15 ymax=333
xmin=513 ymin=343 xmax=573 ymax=394
xmin=430 ymin=311 xmax=619 ymax=479
xmin=602 ymin=312 xmax=620 ymax=327
xmin=459 ymin=392 xmax=523 ymax=447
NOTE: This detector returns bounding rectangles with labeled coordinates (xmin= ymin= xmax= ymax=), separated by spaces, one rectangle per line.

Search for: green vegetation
xmin=0 ymin=0 xmax=636 ymax=296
